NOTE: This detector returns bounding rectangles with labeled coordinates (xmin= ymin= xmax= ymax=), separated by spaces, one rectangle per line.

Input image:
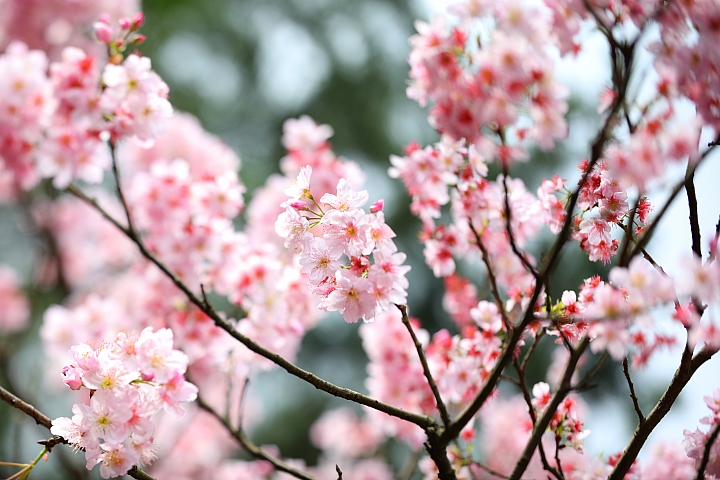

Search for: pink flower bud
xmin=132 ymin=12 xmax=145 ymax=29
xmin=130 ymin=34 xmax=146 ymax=45
xmin=370 ymin=199 xmax=384 ymax=213
xmin=98 ymin=14 xmax=110 ymax=24
xmin=94 ymin=22 xmax=114 ymax=44
xmin=61 ymin=365 xmax=83 ymax=390
xmin=141 ymin=370 xmax=155 ymax=382
xmin=119 ymin=17 xmax=132 ymax=30
xmin=288 ymin=200 xmax=307 ymax=210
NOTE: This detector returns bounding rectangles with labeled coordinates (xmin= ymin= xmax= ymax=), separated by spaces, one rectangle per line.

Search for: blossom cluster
xmin=51 ymin=327 xmax=198 ymax=478
xmin=275 ymin=165 xmax=409 ymax=323
xmin=390 ymin=137 xmax=554 ymax=294
xmin=0 ymin=14 xmax=171 ymax=199
xmin=407 ymin=0 xmax=569 ymax=162
xmin=532 ymin=382 xmax=589 ymax=451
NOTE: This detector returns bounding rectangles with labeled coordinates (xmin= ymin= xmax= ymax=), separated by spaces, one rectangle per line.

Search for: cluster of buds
xmin=93 ymin=13 xmax=146 ymax=63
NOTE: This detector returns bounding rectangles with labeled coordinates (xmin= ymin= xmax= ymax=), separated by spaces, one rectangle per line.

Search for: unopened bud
xmin=129 ymin=34 xmax=146 ymax=45
xmin=288 ymin=201 xmax=308 ymax=211
xmin=132 ymin=12 xmax=145 ymax=29
xmin=118 ymin=17 xmax=132 ymax=30
xmin=94 ymin=21 xmax=113 ymax=44
xmin=370 ymin=199 xmax=384 ymax=213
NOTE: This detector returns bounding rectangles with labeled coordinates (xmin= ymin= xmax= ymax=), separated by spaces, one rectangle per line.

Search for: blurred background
xmin=0 ymin=0 xmax=718 ymax=478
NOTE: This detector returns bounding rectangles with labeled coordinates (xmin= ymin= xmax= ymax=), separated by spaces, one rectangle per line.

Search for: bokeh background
xmin=0 ymin=0 xmax=718 ymax=478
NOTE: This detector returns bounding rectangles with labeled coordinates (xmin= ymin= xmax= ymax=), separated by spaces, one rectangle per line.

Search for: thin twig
xmin=469 ymin=220 xmax=511 ymax=329
xmin=695 ymin=421 xmax=720 ymax=480
xmin=501 ymin=173 xmax=539 ymax=279
xmin=512 ymin=356 xmax=563 ymax=480
xmin=196 ymin=395 xmax=317 ymax=480
xmin=630 ymin=138 xmax=718 ymax=259
xmin=608 ymin=345 xmax=716 ymax=479
xmin=572 ymin=352 xmax=609 ymax=392
xmin=520 ymin=329 xmax=545 ymax=371
xmin=508 ymin=337 xmax=590 ymax=480
xmin=685 ymin=168 xmax=702 ymax=258
xmin=622 ymin=358 xmax=644 ymax=424
xmin=397 ymin=304 xmax=451 ymax=428
xmin=66 ymin=184 xmax=436 ymax=430
xmin=472 ymin=460 xmax=511 ymax=479
xmin=0 ymin=386 xmax=155 ymax=480
xmin=335 ymin=464 xmax=343 ymax=480
xmin=109 ymin=142 xmax=137 ymax=238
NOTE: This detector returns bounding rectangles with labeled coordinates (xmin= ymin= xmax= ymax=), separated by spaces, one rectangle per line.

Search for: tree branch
xmin=196 ymin=396 xmax=316 ymax=480
xmin=630 ymin=139 xmax=718 ymax=260
xmin=608 ymin=345 xmax=717 ymax=479
xmin=397 ymin=304 xmax=451 ymax=428
xmin=65 ymin=184 xmax=436 ymax=430
xmin=622 ymin=358 xmax=644 ymax=424
xmin=508 ymin=337 xmax=589 ymax=480
xmin=695 ymin=421 xmax=720 ymax=480
xmin=685 ymin=167 xmax=702 ymax=258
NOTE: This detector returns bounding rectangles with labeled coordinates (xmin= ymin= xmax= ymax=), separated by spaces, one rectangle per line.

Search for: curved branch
xmin=397 ymin=304 xmax=451 ymax=428
xmin=508 ymin=337 xmax=590 ymax=480
xmin=622 ymin=358 xmax=644 ymax=424
xmin=196 ymin=396 xmax=316 ymax=480
xmin=0 ymin=385 xmax=155 ymax=480
xmin=65 ymin=184 xmax=436 ymax=430
xmin=608 ymin=345 xmax=717 ymax=479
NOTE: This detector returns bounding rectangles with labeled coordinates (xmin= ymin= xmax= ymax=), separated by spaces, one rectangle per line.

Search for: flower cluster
xmin=547 ymin=257 xmax=676 ymax=363
xmin=0 ymin=15 xmax=171 ymax=197
xmin=532 ymin=382 xmax=590 ymax=452
xmin=407 ymin=0 xmax=569 ymax=162
xmin=390 ymin=137 xmax=556 ymax=295
xmin=276 ymin=165 xmax=409 ymax=323
xmin=51 ymin=327 xmax=198 ymax=478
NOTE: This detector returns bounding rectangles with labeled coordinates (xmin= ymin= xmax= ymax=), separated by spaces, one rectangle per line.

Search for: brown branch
xmin=472 ymin=460 xmax=511 ymax=479
xmin=622 ymin=358 xmax=644 ymax=424
xmin=512 ymin=356 xmax=563 ymax=480
xmin=572 ymin=352 xmax=608 ymax=392
xmin=196 ymin=396 xmax=316 ymax=480
xmin=397 ymin=304 xmax=451 ymax=428
xmin=508 ymin=337 xmax=589 ymax=480
xmin=335 ymin=464 xmax=343 ymax=480
xmin=66 ymin=183 xmax=435 ymax=430
xmin=501 ymin=173 xmax=539 ymax=279
xmin=469 ymin=219 xmax=511 ymax=329
xmin=0 ymin=385 xmax=155 ymax=480
xmin=608 ymin=345 xmax=716 ymax=479
xmin=685 ymin=168 xmax=702 ymax=258
xmin=695 ymin=421 xmax=720 ymax=480
xmin=109 ymin=140 xmax=137 ymax=238
xmin=630 ymin=139 xmax=718 ymax=260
